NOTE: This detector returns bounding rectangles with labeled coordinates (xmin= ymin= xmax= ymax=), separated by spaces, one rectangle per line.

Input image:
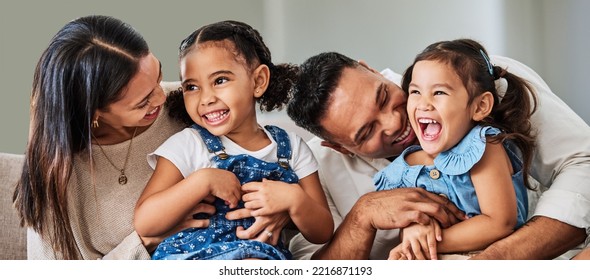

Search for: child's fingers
xmin=244 ymin=200 xmax=262 ymax=211
xmin=427 ymin=234 xmax=438 ymax=260
xmin=223 ymin=193 xmax=240 ymax=209
xmin=434 ymin=221 xmax=442 ymax=242
xmin=388 ymin=247 xmax=405 ymax=260
xmin=410 ymin=239 xmax=426 ymax=260
xmin=401 ymin=242 xmax=413 ymax=260
xmin=241 ymin=181 xmax=261 ymax=192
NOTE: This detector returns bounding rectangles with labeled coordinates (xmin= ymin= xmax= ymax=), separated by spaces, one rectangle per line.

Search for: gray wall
xmin=2 ymin=0 xmax=589 ymax=153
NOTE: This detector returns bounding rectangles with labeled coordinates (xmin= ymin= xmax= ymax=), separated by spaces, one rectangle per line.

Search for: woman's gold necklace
xmin=91 ymin=127 xmax=138 ymax=185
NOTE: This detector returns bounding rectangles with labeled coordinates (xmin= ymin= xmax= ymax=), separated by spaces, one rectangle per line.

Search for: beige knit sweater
xmin=27 ymin=104 xmax=185 ymax=259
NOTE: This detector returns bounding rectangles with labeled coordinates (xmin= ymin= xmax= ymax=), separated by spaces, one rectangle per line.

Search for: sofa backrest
xmin=0 ymin=153 xmax=26 ymax=259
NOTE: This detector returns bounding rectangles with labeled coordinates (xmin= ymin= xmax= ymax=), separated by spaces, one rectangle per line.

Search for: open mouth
xmin=144 ymin=106 xmax=160 ymax=119
xmin=393 ymin=119 xmax=412 ymax=144
xmin=203 ymin=109 xmax=229 ymax=123
xmin=418 ymin=118 xmax=442 ymax=141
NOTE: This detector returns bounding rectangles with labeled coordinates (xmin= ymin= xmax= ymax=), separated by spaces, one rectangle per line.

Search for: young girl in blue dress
xmin=373 ymin=39 xmax=537 ymax=260
xmin=134 ymin=20 xmax=333 ymax=260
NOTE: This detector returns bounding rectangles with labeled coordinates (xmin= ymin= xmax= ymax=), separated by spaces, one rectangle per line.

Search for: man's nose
xmin=381 ymin=112 xmax=400 ymax=137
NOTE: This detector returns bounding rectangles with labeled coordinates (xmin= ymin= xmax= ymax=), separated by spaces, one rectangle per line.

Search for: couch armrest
xmin=0 ymin=153 xmax=26 ymax=259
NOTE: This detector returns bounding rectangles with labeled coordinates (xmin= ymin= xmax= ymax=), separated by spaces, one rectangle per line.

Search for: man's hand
xmin=312 ymin=188 xmax=464 ymax=260
xmin=357 ymin=188 xmax=465 ymax=231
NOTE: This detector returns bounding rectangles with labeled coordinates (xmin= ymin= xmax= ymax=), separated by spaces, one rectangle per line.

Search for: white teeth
xmin=418 ymin=118 xmax=438 ymax=124
xmin=147 ymin=106 xmax=158 ymax=115
xmin=393 ymin=120 xmax=412 ymax=143
xmin=204 ymin=110 xmax=228 ymax=120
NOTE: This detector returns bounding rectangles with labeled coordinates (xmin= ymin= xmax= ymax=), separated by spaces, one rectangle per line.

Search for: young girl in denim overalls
xmin=134 ymin=20 xmax=333 ymax=260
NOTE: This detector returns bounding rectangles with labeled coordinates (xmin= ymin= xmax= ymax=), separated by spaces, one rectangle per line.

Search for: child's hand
xmin=388 ymin=244 xmax=411 ymax=260
xmin=390 ymin=218 xmax=442 ymax=260
xmin=241 ymin=179 xmax=301 ymax=216
xmin=195 ymin=168 xmax=242 ymax=208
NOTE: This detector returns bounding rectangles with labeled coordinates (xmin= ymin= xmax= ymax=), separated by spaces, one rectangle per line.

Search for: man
xmin=286 ymin=51 xmax=590 ymax=260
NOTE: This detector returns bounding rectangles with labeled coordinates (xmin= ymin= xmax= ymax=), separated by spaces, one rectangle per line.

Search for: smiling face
xmin=180 ymin=41 xmax=260 ymax=139
xmin=406 ymin=60 xmax=479 ymax=158
xmin=97 ymin=53 xmax=165 ymax=130
xmin=320 ymin=66 xmax=417 ymax=158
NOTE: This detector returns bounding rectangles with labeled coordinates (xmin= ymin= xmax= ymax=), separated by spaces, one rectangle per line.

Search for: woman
xmin=12 ymin=15 xmax=213 ymax=259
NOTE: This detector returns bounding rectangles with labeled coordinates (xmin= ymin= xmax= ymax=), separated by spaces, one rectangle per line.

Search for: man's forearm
xmin=472 ymin=216 xmax=586 ymax=259
xmin=312 ymin=202 xmax=377 ymax=259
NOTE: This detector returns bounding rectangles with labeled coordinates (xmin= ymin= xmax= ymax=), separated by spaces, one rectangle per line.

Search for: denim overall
xmin=151 ymin=124 xmax=299 ymax=260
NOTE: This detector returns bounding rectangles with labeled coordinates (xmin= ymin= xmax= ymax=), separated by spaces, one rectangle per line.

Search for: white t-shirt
xmin=148 ymin=125 xmax=318 ymax=182
xmin=289 ymin=55 xmax=590 ymax=260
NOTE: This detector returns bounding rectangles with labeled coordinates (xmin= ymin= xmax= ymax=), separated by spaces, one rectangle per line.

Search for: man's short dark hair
xmin=287 ymin=52 xmax=358 ymax=139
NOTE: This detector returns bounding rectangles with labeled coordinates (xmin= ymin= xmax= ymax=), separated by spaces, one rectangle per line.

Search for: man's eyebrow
xmin=376 ymin=83 xmax=386 ymax=108
xmin=353 ymin=83 xmax=383 ymax=144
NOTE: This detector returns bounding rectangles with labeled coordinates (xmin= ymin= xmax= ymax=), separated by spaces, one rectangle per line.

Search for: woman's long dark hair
xmin=166 ymin=20 xmax=299 ymax=126
xmin=13 ymin=15 xmax=149 ymax=259
xmin=401 ymin=39 xmax=537 ymax=189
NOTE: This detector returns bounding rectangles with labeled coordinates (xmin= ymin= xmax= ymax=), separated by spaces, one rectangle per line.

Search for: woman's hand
xmin=139 ymin=199 xmax=216 ymax=253
xmin=225 ymin=206 xmax=291 ymax=246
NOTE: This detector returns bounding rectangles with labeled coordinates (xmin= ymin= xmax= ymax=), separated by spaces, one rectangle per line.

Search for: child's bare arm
xmin=437 ymin=142 xmax=518 ymax=253
xmin=134 ymin=156 xmax=241 ymax=237
xmin=287 ymin=172 xmax=334 ymax=244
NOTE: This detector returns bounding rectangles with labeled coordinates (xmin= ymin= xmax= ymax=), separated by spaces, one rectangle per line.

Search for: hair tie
xmin=492 ymin=66 xmax=507 ymax=80
xmin=479 ymin=49 xmax=494 ymax=76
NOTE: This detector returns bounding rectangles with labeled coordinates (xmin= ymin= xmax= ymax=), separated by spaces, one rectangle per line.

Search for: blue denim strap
xmin=191 ymin=124 xmax=225 ymax=154
xmin=264 ymin=125 xmax=292 ymax=169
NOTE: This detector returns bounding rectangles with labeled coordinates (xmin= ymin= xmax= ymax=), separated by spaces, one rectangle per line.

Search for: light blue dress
xmin=373 ymin=125 xmax=528 ymax=227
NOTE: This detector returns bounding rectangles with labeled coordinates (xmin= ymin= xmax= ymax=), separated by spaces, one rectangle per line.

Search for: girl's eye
xmin=214 ymin=77 xmax=229 ymax=85
xmin=434 ymin=91 xmax=447 ymax=96
xmin=409 ymin=89 xmax=420 ymax=95
xmin=185 ymin=84 xmax=198 ymax=91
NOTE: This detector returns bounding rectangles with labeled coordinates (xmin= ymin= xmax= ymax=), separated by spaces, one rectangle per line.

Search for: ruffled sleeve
xmin=434 ymin=125 xmax=501 ymax=175
xmin=373 ymin=145 xmax=422 ymax=190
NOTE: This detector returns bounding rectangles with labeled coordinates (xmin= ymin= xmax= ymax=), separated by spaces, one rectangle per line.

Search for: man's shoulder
xmin=306 ymin=136 xmax=325 ymax=152
xmin=306 ymin=137 xmax=340 ymax=160
xmin=490 ymin=55 xmax=551 ymax=93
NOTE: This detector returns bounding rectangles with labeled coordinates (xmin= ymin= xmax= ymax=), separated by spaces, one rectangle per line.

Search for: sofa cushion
xmin=0 ymin=153 xmax=26 ymax=259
